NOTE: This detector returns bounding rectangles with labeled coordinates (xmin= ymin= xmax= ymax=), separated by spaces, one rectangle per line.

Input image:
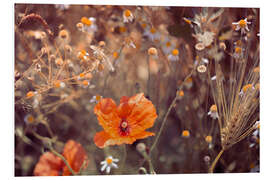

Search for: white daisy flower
xmin=79 ymin=17 xmax=98 ymax=33
xmin=143 ymin=27 xmax=160 ymax=42
xmin=207 ymin=104 xmax=219 ymax=119
xmin=123 ymin=9 xmax=134 ymax=23
xmin=100 ymin=156 xmax=119 ymax=174
xmin=168 ymin=49 xmax=179 ymax=61
xmin=161 ymin=39 xmax=175 ymax=55
xmin=232 ymin=18 xmax=251 ymax=34
xmin=90 ymin=95 xmax=103 ymax=103
xmin=24 ymin=114 xmax=35 ymax=124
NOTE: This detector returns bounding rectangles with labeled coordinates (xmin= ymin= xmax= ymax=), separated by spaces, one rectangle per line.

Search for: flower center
xmin=150 ymin=28 xmax=156 ymax=34
xmin=239 ymin=19 xmax=247 ymax=28
xmin=119 ymin=119 xmax=129 ymax=136
xmin=124 ymin=10 xmax=131 ymax=17
xmin=172 ymin=49 xmax=179 ymax=56
xmin=106 ymin=157 xmax=113 ymax=164
xmin=81 ymin=17 xmax=92 ymax=26
xmin=210 ymin=104 xmax=217 ymax=112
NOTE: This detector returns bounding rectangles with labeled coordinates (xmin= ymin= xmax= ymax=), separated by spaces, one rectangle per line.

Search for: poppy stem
xmin=120 ymin=144 xmax=127 ymax=174
xmin=49 ymin=146 xmax=77 ymax=175
xmin=147 ymin=55 xmax=151 ymax=98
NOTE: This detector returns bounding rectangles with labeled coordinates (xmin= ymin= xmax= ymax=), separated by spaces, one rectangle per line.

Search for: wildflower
xmin=184 ymin=77 xmax=193 ymax=89
xmin=178 ymin=90 xmax=184 ymax=98
xmin=182 ymin=130 xmax=190 ymax=138
xmin=124 ymin=37 xmax=136 ymax=48
xmin=26 ymin=91 xmax=36 ymax=98
xmin=168 ymin=49 xmax=179 ymax=61
xmin=24 ymin=114 xmax=35 ymax=124
xmin=162 ymin=39 xmax=174 ymax=55
xmin=100 ymin=156 xmax=119 ymax=174
xmin=93 ymin=93 xmax=157 ymax=148
xmin=55 ymin=58 xmax=64 ymax=66
xmin=144 ymin=27 xmax=160 ymax=42
xmin=90 ymin=95 xmax=103 ymax=103
xmin=112 ymin=52 xmax=119 ymax=60
xmin=34 ymin=152 xmax=63 ymax=176
xmin=62 ymin=140 xmax=88 ymax=175
xmin=183 ymin=17 xmax=193 ymax=27
xmin=233 ymin=46 xmax=243 ymax=59
xmin=54 ymin=80 xmax=65 ymax=88
xmin=82 ymin=80 xmax=89 ymax=87
xmin=123 ymin=9 xmax=134 ymax=23
xmin=78 ymin=17 xmax=97 ymax=33
xmin=77 ymin=50 xmax=89 ymax=61
xmin=205 ymin=135 xmax=212 ymax=143
xmin=232 ymin=18 xmax=251 ymax=34
xmin=239 ymin=84 xmax=255 ymax=95
xmin=204 ymin=155 xmax=211 ymax=164
xmin=208 ymin=104 xmax=219 ymax=119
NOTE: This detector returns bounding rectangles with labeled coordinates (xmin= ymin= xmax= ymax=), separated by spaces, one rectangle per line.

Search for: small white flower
xmin=232 ymin=18 xmax=251 ymax=34
xmin=100 ymin=156 xmax=119 ymax=174
xmin=80 ymin=17 xmax=98 ymax=33
xmin=194 ymin=31 xmax=215 ymax=47
xmin=207 ymin=104 xmax=219 ymax=119
xmin=168 ymin=49 xmax=179 ymax=61
xmin=123 ymin=10 xmax=134 ymax=23
xmin=143 ymin=27 xmax=160 ymax=42
xmin=161 ymin=39 xmax=175 ymax=55
xmin=90 ymin=95 xmax=103 ymax=103
xmin=24 ymin=114 xmax=35 ymax=124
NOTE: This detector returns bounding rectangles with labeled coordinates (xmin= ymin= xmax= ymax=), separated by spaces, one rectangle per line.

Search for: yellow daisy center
xmin=166 ymin=42 xmax=171 ymax=47
xmin=178 ymin=90 xmax=184 ymax=97
xmin=172 ymin=49 xmax=179 ymax=56
xmin=26 ymin=91 xmax=35 ymax=98
xmin=106 ymin=158 xmax=113 ymax=164
xmin=81 ymin=17 xmax=92 ymax=26
xmin=210 ymin=104 xmax=217 ymax=112
xmin=182 ymin=130 xmax=190 ymax=137
xmin=239 ymin=19 xmax=247 ymax=28
xmin=150 ymin=28 xmax=156 ymax=34
xmin=205 ymin=135 xmax=212 ymax=143
xmin=124 ymin=10 xmax=131 ymax=17
xmin=235 ymin=47 xmax=242 ymax=54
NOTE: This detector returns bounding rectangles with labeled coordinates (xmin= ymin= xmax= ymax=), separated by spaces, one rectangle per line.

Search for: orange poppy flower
xmin=33 ymin=140 xmax=88 ymax=176
xmin=33 ymin=152 xmax=63 ymax=176
xmin=62 ymin=140 xmax=89 ymax=176
xmin=94 ymin=93 xmax=157 ymax=148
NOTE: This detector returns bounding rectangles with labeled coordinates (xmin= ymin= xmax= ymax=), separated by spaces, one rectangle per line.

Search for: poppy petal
xmin=94 ymin=131 xmax=138 ymax=148
xmin=33 ymin=152 xmax=63 ymax=176
xmin=126 ymin=93 xmax=157 ymax=136
xmin=62 ymin=140 xmax=88 ymax=175
xmin=94 ymin=98 xmax=121 ymax=136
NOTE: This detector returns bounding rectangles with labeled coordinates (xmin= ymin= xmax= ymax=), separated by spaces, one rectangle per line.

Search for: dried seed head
xmin=58 ymin=29 xmax=69 ymax=39
xmin=219 ymin=42 xmax=226 ymax=50
xmin=136 ymin=143 xmax=146 ymax=153
xmin=49 ymin=54 xmax=56 ymax=61
xmin=55 ymin=58 xmax=64 ymax=66
xmin=195 ymin=43 xmax=205 ymax=51
xmin=197 ymin=64 xmax=207 ymax=73
xmin=98 ymin=41 xmax=106 ymax=47
xmin=98 ymin=63 xmax=105 ymax=71
xmin=85 ymin=73 xmax=93 ymax=79
xmin=76 ymin=22 xmax=84 ymax=30
xmin=64 ymin=45 xmax=72 ymax=53
xmin=148 ymin=47 xmax=158 ymax=56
